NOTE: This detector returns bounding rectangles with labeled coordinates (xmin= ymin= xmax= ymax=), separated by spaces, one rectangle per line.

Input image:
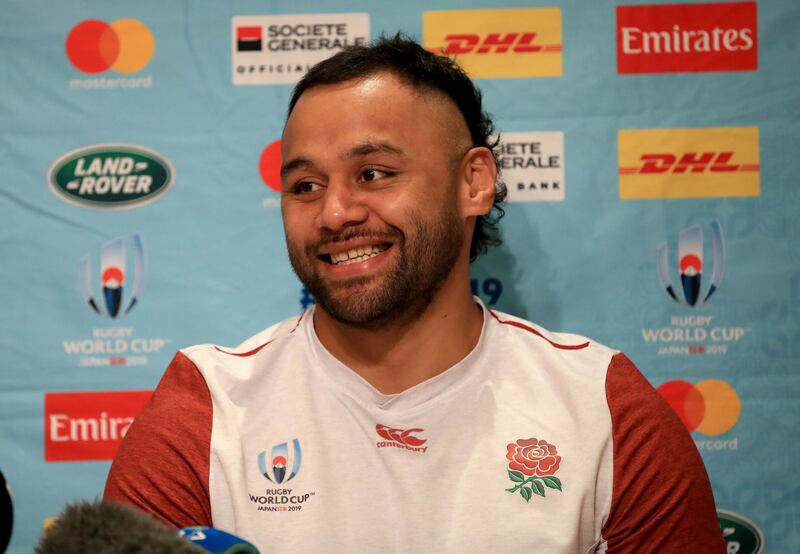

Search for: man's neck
xmin=313 ymin=280 xmax=484 ymax=395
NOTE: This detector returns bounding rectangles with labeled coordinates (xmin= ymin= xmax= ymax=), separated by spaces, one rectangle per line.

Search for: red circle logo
xmin=65 ymin=19 xmax=155 ymax=74
xmin=259 ymin=139 xmax=283 ymax=192
xmin=657 ymin=379 xmax=740 ymax=435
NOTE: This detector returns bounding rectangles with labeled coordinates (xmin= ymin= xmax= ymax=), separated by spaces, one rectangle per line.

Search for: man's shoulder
xmin=180 ymin=311 xmax=307 ymax=363
xmin=487 ymin=308 xmax=617 ymax=353
xmin=487 ymin=308 xmax=620 ymax=376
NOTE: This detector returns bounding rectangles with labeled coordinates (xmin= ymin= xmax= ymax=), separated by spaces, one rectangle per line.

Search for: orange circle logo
xmin=65 ymin=19 xmax=155 ymax=74
xmin=657 ymin=379 xmax=740 ymax=435
xmin=259 ymin=140 xmax=283 ymax=192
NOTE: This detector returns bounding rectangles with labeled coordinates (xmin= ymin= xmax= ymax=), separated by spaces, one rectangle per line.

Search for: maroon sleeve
xmin=601 ymin=353 xmax=725 ymax=553
xmin=104 ymin=351 xmax=213 ymax=528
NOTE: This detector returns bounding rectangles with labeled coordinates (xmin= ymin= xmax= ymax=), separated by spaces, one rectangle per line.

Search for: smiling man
xmin=105 ymin=35 xmax=725 ymax=552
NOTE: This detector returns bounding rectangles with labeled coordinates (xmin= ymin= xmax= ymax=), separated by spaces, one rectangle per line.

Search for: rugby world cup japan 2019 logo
xmin=657 ymin=220 xmax=725 ymax=307
xmin=258 ymin=439 xmax=302 ymax=484
xmin=79 ymin=234 xmax=145 ymax=319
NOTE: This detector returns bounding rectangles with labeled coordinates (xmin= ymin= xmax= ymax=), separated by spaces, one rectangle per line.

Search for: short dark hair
xmin=288 ymin=33 xmax=507 ymax=261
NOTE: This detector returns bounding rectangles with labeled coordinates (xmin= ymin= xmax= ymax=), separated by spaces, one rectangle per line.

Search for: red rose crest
xmin=505 ymin=437 xmax=563 ymax=502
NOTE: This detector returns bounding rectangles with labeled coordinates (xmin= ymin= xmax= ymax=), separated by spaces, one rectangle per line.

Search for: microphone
xmin=0 ymin=470 xmax=12 ymax=554
xmin=35 ymin=500 xmax=205 ymax=553
xmin=180 ymin=527 xmax=260 ymax=553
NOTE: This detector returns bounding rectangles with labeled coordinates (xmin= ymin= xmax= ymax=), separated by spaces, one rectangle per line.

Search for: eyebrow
xmin=344 ymin=141 xmax=405 ymax=159
xmin=280 ymin=157 xmax=313 ymax=178
xmin=280 ymin=141 xmax=405 ymax=178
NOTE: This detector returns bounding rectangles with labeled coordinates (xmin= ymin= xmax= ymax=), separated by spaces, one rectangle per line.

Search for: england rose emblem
xmin=505 ymin=437 xmax=563 ymax=502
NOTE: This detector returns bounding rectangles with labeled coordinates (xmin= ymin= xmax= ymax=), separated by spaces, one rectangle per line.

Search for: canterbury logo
xmin=441 ymin=33 xmax=561 ymax=54
xmin=376 ymin=424 xmax=426 ymax=446
xmin=619 ymin=152 xmax=759 ymax=175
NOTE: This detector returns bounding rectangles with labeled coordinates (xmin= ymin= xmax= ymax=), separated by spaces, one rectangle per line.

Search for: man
xmin=105 ymin=35 xmax=725 ymax=552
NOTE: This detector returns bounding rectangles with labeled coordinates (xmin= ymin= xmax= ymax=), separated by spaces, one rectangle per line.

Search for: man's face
xmin=280 ymin=72 xmax=473 ymax=327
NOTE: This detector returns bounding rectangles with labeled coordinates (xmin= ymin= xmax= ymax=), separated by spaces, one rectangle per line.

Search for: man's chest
xmin=208 ymin=376 xmax=612 ymax=552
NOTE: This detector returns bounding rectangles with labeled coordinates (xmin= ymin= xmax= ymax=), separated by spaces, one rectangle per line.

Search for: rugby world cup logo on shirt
xmin=251 ymin=439 xmax=315 ymax=512
xmin=423 ymin=8 xmax=562 ymax=78
xmin=258 ymin=439 xmax=302 ymax=483
xmin=618 ymin=127 xmax=760 ymax=199
xmin=48 ymin=144 xmax=175 ymax=209
xmin=617 ymin=3 xmax=757 ymax=74
xmin=657 ymin=220 xmax=724 ymax=307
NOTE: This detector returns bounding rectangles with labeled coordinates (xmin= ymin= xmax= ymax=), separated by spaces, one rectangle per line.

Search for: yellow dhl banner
xmin=619 ymin=127 xmax=760 ymax=199
xmin=423 ymin=8 xmax=562 ymax=78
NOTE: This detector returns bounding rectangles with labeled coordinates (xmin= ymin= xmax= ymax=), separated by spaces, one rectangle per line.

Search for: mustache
xmin=309 ymin=227 xmax=403 ymax=251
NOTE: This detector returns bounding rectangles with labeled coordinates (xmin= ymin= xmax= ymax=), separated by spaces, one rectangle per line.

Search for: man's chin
xmin=315 ymin=291 xmax=383 ymax=322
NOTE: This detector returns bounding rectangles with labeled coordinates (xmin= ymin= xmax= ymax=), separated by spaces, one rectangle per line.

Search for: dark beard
xmin=287 ymin=205 xmax=463 ymax=329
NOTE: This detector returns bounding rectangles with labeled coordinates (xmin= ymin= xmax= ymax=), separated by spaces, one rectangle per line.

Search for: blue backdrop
xmin=1 ymin=1 xmax=797 ymax=552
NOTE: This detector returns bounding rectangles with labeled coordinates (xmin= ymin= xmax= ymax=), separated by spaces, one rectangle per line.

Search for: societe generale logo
xmin=617 ymin=2 xmax=757 ymax=74
xmin=618 ymin=127 xmax=759 ymax=199
xmin=232 ymin=14 xmax=369 ymax=85
xmin=44 ymin=390 xmax=151 ymax=462
xmin=66 ymin=19 xmax=155 ymax=74
xmin=423 ymin=8 xmax=562 ymax=78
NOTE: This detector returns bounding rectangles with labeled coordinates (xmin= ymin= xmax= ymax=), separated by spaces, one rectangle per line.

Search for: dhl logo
xmin=441 ymin=33 xmax=561 ymax=55
xmin=423 ymin=8 xmax=562 ymax=78
xmin=619 ymin=152 xmax=759 ymax=175
xmin=619 ymin=128 xmax=760 ymax=199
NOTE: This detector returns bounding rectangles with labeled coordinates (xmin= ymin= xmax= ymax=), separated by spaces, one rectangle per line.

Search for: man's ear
xmin=460 ymin=146 xmax=497 ymax=217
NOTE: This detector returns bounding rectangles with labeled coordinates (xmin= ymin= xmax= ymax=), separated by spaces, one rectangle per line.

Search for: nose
xmin=315 ymin=180 xmax=369 ymax=232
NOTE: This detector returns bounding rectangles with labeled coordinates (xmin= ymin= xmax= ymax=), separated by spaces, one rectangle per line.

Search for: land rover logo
xmin=48 ymin=144 xmax=174 ymax=210
xmin=718 ymin=509 xmax=764 ymax=554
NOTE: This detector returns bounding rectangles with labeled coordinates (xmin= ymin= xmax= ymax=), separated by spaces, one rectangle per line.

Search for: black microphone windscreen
xmin=0 ymin=470 xmax=11 ymax=554
xmin=35 ymin=500 xmax=205 ymax=554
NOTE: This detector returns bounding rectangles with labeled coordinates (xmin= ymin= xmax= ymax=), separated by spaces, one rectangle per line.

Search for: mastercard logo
xmin=656 ymin=379 xmax=740 ymax=435
xmin=66 ymin=19 xmax=155 ymax=74
xmin=259 ymin=140 xmax=283 ymax=193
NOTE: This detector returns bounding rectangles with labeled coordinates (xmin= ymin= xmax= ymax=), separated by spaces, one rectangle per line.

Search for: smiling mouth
xmin=320 ymin=243 xmax=391 ymax=266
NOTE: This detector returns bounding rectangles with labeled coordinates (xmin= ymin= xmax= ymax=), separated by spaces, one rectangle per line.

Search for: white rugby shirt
xmin=106 ymin=302 xmax=725 ymax=553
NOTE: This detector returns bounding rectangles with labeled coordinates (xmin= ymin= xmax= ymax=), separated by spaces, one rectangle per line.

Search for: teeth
xmin=330 ymin=244 xmax=388 ymax=265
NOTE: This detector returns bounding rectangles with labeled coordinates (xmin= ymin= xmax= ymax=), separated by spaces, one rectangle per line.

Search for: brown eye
xmin=293 ymin=181 xmax=321 ymax=194
xmin=360 ymin=168 xmax=391 ymax=182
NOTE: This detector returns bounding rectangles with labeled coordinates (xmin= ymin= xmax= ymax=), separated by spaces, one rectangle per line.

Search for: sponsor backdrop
xmin=0 ymin=0 xmax=796 ymax=551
